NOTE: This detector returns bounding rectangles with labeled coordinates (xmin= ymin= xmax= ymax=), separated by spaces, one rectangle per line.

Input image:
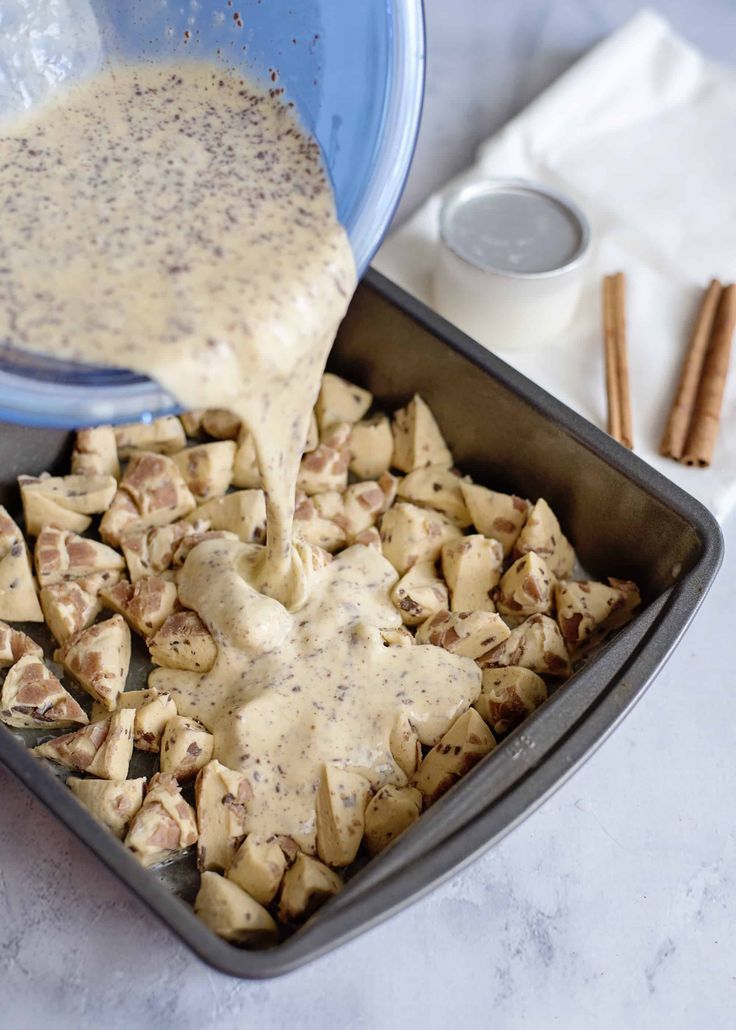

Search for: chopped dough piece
xmin=100 ymin=576 xmax=178 ymax=637
xmin=34 ymin=716 xmax=109 ymax=771
xmin=414 ymin=708 xmax=494 ymax=805
xmin=0 ymin=506 xmax=43 ymax=621
xmin=85 ymin=708 xmax=135 ymax=778
xmin=480 ymin=613 xmax=570 ymax=677
xmin=55 ymin=614 xmax=131 ymax=710
xmin=185 ymin=490 xmax=266 ymax=544
xmin=338 ymin=479 xmax=392 ymax=541
xmin=389 ymin=712 xmax=422 ymax=778
xmin=312 ymin=491 xmax=344 ymax=521
xmin=21 ymin=494 xmax=90 ymax=536
xmin=377 ymin=471 xmax=399 ymax=510
xmin=195 ymin=759 xmax=253 ymax=872
xmin=397 ymin=466 xmax=472 ymax=527
xmin=391 ymin=562 xmax=449 ymax=626
xmin=278 ymin=853 xmax=343 ymax=922
xmin=316 ymin=373 xmax=372 ymax=434
xmin=68 ymin=776 xmax=145 ymax=838
xmin=441 ymin=534 xmax=503 ymax=613
xmin=0 ymin=621 xmax=42 ymax=666
xmin=30 ymin=474 xmax=118 ymax=513
xmin=349 ymin=414 xmax=393 ymax=480
xmin=383 ymin=626 xmax=419 ymax=646
xmin=459 ymin=482 xmax=530 ymax=557
xmin=363 ymin=784 xmax=422 ymax=856
xmin=475 ymin=667 xmax=548 ymax=737
xmin=71 ymin=426 xmax=120 ymax=479
xmin=180 ymin=410 xmax=205 ymax=437
xmin=275 ymin=835 xmax=300 ymax=865
xmin=353 ymin=526 xmax=382 ymax=552
xmin=171 ymin=529 xmax=239 ymax=566
xmin=125 ymin=771 xmax=198 ymax=867
xmin=40 ymin=571 xmax=121 ymax=645
xmin=99 ymin=452 xmax=196 ymax=546
xmin=160 ymin=715 xmax=214 ymax=780
xmin=415 ymin=610 xmax=510 ymax=660
xmin=320 ymin=418 xmax=353 ymax=449
xmin=297 ymin=422 xmax=351 ymax=495
xmin=227 ymin=835 xmax=287 ymax=905
xmin=195 ymin=871 xmax=277 ymax=943
xmin=19 ymin=473 xmax=117 ymax=537
xmin=604 ymin=578 xmax=642 ymax=632
xmin=380 ymin=501 xmax=461 ymax=575
xmin=391 ymin=394 xmax=453 ymax=473
xmin=201 ymin=408 xmax=241 ymax=440
xmin=34 ymin=709 xmax=135 ymax=779
xmin=495 ymin=552 xmax=555 ymax=622
xmin=382 ymin=626 xmax=418 ymax=648
xmin=513 ymin=498 xmax=575 ymax=578
xmin=121 ymin=520 xmax=206 ymax=581
xmin=34 ymin=526 xmax=124 ymax=586
xmin=173 ymin=441 xmax=236 ymax=502
xmin=315 ymin=765 xmax=373 ymax=867
xmin=148 ymin=610 xmax=217 ymax=672
xmin=40 ymin=579 xmax=98 ymax=646
xmin=0 ymin=655 xmax=87 ymax=729
xmin=293 ymin=492 xmax=346 ymax=553
xmin=555 ymin=577 xmax=640 ymax=650
xmin=114 ymin=415 xmax=186 ymax=457
xmin=116 ymin=688 xmax=177 ymax=752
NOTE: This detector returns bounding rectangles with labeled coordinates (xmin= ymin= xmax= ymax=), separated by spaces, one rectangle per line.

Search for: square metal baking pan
xmin=0 ymin=269 xmax=723 ymax=978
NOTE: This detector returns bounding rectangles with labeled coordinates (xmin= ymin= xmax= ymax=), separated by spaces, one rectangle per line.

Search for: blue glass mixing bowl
xmin=0 ymin=0 xmax=424 ymax=427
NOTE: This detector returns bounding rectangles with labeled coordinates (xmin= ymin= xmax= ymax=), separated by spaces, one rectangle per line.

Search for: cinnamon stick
xmin=613 ymin=273 xmax=633 ymax=449
xmin=602 ymin=273 xmax=633 ymax=449
xmin=682 ymin=283 xmax=736 ymax=468
xmin=660 ymin=279 xmax=723 ymax=460
xmin=603 ymin=276 xmax=621 ymax=443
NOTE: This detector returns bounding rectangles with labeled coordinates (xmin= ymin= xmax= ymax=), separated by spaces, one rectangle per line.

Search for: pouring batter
xmin=0 ymin=64 xmax=480 ymax=848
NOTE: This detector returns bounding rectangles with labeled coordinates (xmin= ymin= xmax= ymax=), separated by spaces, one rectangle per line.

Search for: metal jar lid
xmin=439 ymin=178 xmax=590 ymax=278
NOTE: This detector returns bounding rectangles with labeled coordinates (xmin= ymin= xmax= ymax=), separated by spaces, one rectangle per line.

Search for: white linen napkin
xmin=374 ymin=9 xmax=736 ymax=520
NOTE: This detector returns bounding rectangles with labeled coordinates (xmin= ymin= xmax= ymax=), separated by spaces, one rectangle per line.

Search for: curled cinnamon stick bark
xmin=613 ymin=273 xmax=633 ymax=450
xmin=603 ymin=276 xmax=621 ymax=443
xmin=682 ymin=284 xmax=736 ymax=468
xmin=660 ymin=279 xmax=723 ymax=460
xmin=602 ymin=273 xmax=633 ymax=449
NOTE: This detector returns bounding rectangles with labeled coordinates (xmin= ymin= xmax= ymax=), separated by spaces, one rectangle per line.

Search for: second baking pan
xmin=0 ymin=269 xmax=723 ymax=977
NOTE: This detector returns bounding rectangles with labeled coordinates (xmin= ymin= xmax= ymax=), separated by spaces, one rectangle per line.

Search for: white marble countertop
xmin=3 ymin=3 xmax=735 ymax=1027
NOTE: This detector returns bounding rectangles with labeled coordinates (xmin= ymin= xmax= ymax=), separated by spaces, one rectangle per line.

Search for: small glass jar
xmin=432 ymin=179 xmax=591 ymax=352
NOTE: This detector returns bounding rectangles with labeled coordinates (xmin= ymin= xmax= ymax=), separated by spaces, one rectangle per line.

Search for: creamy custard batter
xmin=165 ymin=538 xmax=478 ymax=849
xmin=0 ymin=63 xmax=351 ymax=606
xmin=0 ymin=64 xmax=481 ymax=849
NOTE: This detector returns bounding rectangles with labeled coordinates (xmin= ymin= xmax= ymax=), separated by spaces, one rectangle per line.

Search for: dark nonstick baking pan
xmin=0 ymin=269 xmax=723 ymax=978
